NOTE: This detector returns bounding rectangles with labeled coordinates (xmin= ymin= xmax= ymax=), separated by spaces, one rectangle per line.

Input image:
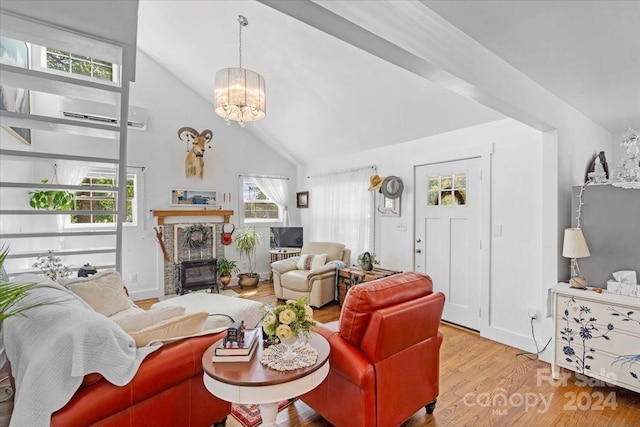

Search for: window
xmin=242 ymin=178 xmax=281 ymax=222
xmin=43 ymin=47 xmax=116 ymax=82
xmin=69 ymin=169 xmax=138 ymax=226
xmin=427 ymin=173 xmax=467 ymax=206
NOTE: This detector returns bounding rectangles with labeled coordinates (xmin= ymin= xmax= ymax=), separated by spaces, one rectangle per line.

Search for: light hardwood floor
xmin=3 ymin=282 xmax=639 ymax=426
xmin=189 ymin=282 xmax=640 ymax=427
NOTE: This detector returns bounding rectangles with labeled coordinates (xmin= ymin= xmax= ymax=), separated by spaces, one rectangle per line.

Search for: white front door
xmin=414 ymin=158 xmax=481 ymax=330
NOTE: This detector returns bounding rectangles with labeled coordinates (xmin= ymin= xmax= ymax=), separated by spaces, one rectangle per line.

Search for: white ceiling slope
xmin=423 ymin=0 xmax=640 ymax=135
xmin=137 ymin=0 xmax=502 ymax=165
xmin=137 ymin=0 xmax=639 ymax=165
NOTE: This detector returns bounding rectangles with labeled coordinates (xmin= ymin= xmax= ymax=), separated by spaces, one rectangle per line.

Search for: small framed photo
xmin=297 ymin=191 xmax=309 ymax=208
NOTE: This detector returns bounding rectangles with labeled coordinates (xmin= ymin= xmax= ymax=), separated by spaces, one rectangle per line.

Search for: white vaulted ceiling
xmin=135 ymin=0 xmax=639 ymax=165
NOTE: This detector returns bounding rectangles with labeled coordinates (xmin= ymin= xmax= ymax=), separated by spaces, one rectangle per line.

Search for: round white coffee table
xmin=202 ymin=333 xmax=329 ymax=427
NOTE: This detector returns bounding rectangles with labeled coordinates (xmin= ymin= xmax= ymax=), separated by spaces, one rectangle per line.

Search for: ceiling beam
xmin=258 ymin=0 xmax=553 ymax=132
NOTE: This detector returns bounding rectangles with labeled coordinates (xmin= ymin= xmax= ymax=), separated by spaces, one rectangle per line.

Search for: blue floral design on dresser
xmin=609 ymin=307 xmax=640 ymax=384
xmin=560 ymin=297 xmax=614 ymax=373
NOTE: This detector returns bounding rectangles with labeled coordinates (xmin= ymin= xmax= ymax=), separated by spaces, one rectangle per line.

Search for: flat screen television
xmin=270 ymin=227 xmax=303 ymax=249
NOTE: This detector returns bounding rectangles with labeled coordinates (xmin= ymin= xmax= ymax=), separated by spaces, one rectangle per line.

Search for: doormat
xmin=231 ymin=399 xmax=295 ymax=427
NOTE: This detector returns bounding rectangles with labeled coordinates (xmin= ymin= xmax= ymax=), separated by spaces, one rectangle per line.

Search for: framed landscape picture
xmin=0 ymin=36 xmax=31 ymax=145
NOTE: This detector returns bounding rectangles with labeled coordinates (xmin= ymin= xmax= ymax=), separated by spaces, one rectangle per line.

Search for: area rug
xmin=231 ymin=400 xmax=295 ymax=427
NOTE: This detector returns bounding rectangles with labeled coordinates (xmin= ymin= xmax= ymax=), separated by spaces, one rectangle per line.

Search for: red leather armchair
xmin=300 ymin=272 xmax=445 ymax=427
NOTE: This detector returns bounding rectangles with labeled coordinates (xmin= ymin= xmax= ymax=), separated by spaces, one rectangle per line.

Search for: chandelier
xmin=214 ymin=15 xmax=266 ymax=127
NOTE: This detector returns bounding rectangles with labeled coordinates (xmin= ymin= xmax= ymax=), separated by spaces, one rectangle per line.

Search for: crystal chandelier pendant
xmin=214 ymin=15 xmax=266 ymax=126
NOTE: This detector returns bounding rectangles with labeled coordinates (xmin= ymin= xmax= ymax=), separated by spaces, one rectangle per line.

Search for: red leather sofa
xmin=48 ymin=333 xmax=231 ymax=427
xmin=7 ymin=332 xmax=230 ymax=427
xmin=300 ymin=272 xmax=445 ymax=427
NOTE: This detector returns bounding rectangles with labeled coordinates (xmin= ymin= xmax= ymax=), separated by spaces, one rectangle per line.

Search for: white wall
xmin=300 ymin=118 xmax=551 ymax=353
xmin=124 ymin=50 xmax=297 ymax=299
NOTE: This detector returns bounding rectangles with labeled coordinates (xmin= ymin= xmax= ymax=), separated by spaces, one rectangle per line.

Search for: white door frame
xmin=413 ymin=143 xmax=493 ymax=334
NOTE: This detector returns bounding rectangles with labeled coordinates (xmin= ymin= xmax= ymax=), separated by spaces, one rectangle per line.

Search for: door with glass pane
xmin=414 ymin=158 xmax=481 ymax=330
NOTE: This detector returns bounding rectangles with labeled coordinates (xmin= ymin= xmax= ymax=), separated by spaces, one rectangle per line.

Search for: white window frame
xmin=239 ymin=177 xmax=283 ymax=225
xmin=31 ymin=45 xmax=120 ymax=86
xmin=64 ymin=167 xmax=139 ymax=229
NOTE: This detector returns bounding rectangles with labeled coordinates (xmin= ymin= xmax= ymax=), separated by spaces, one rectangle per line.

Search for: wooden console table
xmin=337 ymin=266 xmax=402 ymax=306
xmin=269 ymin=248 xmax=301 ymax=263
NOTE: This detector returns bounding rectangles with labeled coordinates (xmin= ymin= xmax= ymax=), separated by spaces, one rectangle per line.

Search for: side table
xmin=337 ymin=266 xmax=402 ymax=306
xmin=268 ymin=248 xmax=301 ymax=282
xmin=202 ymin=333 xmax=330 ymax=427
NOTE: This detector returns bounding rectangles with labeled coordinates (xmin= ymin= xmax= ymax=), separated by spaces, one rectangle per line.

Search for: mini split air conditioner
xmin=61 ymin=99 xmax=148 ymax=131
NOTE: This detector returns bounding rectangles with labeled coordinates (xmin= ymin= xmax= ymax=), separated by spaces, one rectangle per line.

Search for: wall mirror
xmin=378 ymin=193 xmax=400 ymax=216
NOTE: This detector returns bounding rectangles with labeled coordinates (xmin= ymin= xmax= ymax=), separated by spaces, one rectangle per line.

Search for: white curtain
xmin=308 ymin=167 xmax=375 ymax=264
xmin=53 ymin=161 xmax=89 ymax=230
xmin=252 ymin=176 xmax=290 ymax=226
xmin=56 ymin=160 xmax=90 ymax=185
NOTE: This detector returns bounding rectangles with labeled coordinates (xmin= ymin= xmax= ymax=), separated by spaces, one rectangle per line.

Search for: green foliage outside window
xmin=46 ymin=48 xmax=113 ymax=81
xmin=427 ymin=173 xmax=467 ymax=206
xmin=243 ymin=182 xmax=279 ymax=220
xmin=71 ymin=176 xmax=134 ymax=224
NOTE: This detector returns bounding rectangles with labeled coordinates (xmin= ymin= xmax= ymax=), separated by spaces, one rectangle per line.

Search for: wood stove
xmin=179 ymin=258 xmax=218 ymax=294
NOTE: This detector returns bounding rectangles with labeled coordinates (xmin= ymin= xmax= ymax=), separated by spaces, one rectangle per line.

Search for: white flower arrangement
xmin=262 ymin=296 xmax=316 ymax=343
xmin=32 ymin=250 xmax=71 ymax=281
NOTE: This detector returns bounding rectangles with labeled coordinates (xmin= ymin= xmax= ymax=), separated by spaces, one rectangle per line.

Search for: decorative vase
xmin=237 ymin=273 xmax=260 ymax=288
xmin=279 ymin=336 xmax=302 ymax=361
xmin=361 ymin=252 xmax=373 ymax=271
xmin=219 ymin=275 xmax=231 ymax=288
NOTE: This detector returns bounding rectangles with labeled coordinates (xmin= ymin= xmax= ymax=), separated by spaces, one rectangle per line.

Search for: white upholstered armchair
xmin=270 ymin=242 xmax=351 ymax=308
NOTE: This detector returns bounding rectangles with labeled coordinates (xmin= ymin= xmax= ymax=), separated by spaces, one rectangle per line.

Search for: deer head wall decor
xmin=178 ymin=127 xmax=213 ymax=179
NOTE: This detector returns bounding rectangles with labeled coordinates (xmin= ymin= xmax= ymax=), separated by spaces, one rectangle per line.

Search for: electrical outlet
xmin=131 ymin=273 xmax=138 ymax=283
xmin=527 ymin=306 xmax=538 ymax=320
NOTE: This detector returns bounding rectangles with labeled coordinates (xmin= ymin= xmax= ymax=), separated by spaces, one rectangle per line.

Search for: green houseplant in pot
xmin=216 ymin=258 xmax=239 ymax=289
xmin=0 ymin=246 xmax=53 ymax=323
xmin=235 ymin=227 xmax=262 ymax=288
xmin=356 ymin=252 xmax=380 ymax=271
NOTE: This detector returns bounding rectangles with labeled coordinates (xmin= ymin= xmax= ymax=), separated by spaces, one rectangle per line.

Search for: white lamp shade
xmin=562 ymin=228 xmax=591 ymax=258
xmin=215 ymin=68 xmax=266 ymax=123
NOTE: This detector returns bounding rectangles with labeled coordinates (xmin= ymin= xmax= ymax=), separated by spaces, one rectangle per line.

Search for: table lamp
xmin=562 ymin=228 xmax=591 ymax=289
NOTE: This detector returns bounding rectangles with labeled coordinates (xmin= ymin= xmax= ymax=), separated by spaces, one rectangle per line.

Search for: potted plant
xmin=29 ymin=179 xmax=74 ymax=211
xmin=235 ymin=226 xmax=262 ymax=288
xmin=216 ymin=258 xmax=239 ymax=288
xmin=32 ymin=250 xmax=71 ymax=281
xmin=356 ymin=252 xmax=380 ymax=271
xmin=1 ymin=246 xmax=52 ymax=323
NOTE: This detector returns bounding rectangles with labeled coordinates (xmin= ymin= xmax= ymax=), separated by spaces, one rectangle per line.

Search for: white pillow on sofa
xmin=128 ymin=311 xmax=209 ymax=347
xmin=297 ymin=254 xmax=327 ymax=271
xmin=114 ymin=306 xmax=186 ymax=332
xmin=61 ymin=271 xmax=134 ymax=317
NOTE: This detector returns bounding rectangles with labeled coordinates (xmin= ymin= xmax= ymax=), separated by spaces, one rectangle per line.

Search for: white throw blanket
xmin=2 ymin=276 xmax=158 ymax=426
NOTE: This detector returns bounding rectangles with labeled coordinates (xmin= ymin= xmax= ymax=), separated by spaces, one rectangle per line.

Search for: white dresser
xmin=551 ymin=283 xmax=640 ymax=393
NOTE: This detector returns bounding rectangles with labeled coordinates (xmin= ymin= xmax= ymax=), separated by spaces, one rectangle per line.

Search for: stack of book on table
xmin=212 ymin=328 xmax=259 ymax=362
